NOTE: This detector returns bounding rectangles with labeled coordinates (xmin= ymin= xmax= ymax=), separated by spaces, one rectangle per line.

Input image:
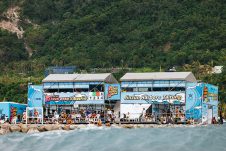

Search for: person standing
xmin=219 ymin=110 xmax=223 ymax=124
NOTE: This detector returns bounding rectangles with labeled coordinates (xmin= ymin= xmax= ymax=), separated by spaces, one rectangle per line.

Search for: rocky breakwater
xmin=0 ymin=123 xmax=11 ymax=135
xmin=0 ymin=123 xmax=200 ymax=135
xmin=0 ymin=124 xmax=79 ymax=135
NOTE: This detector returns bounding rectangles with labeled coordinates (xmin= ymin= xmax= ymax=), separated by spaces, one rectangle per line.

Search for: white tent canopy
xmin=42 ymin=73 xmax=118 ymax=83
xmin=120 ymin=72 xmax=197 ymax=82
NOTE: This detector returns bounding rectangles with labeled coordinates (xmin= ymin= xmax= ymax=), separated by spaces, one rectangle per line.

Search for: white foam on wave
xmin=29 ymin=129 xmax=69 ymax=138
xmin=77 ymin=124 xmax=113 ymax=131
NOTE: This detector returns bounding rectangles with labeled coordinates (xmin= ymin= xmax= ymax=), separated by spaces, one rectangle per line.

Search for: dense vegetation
xmin=0 ymin=0 xmax=225 ymax=105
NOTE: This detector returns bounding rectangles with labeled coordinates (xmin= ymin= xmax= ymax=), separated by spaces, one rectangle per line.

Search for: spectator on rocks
xmin=12 ymin=115 xmax=17 ymax=124
xmin=122 ymin=113 xmax=127 ymax=121
xmin=96 ymin=111 xmax=100 ymax=119
xmin=212 ymin=117 xmax=217 ymax=124
xmin=53 ymin=111 xmax=59 ymax=124
xmin=180 ymin=114 xmax=186 ymax=123
xmin=161 ymin=115 xmax=167 ymax=124
xmin=166 ymin=116 xmax=173 ymax=124
xmin=91 ymin=112 xmax=97 ymax=119
xmin=67 ymin=113 xmax=73 ymax=124
xmin=22 ymin=111 xmax=26 ymax=123
xmin=97 ymin=119 xmax=102 ymax=126
xmin=76 ymin=112 xmax=81 ymax=123
xmin=219 ymin=111 xmax=223 ymax=124
xmin=71 ymin=112 xmax=76 ymax=123
xmin=126 ymin=112 xmax=130 ymax=121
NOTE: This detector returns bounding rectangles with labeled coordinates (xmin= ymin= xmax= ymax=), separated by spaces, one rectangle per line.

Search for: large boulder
xmin=10 ymin=125 xmax=21 ymax=132
xmin=44 ymin=125 xmax=53 ymax=131
xmin=62 ymin=125 xmax=70 ymax=131
xmin=1 ymin=123 xmax=11 ymax=134
xmin=0 ymin=129 xmax=9 ymax=135
xmin=21 ymin=125 xmax=29 ymax=133
xmin=77 ymin=124 xmax=86 ymax=129
xmin=122 ymin=124 xmax=134 ymax=129
xmin=69 ymin=125 xmax=77 ymax=130
xmin=27 ymin=127 xmax=39 ymax=134
xmin=52 ymin=124 xmax=61 ymax=130
xmin=37 ymin=125 xmax=46 ymax=132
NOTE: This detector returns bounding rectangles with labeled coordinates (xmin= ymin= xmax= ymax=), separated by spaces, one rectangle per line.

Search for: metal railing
xmin=38 ymin=112 xmax=199 ymax=124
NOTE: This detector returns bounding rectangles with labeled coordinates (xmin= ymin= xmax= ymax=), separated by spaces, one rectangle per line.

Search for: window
xmin=122 ymin=88 xmax=133 ymax=92
xmin=89 ymin=85 xmax=104 ymax=92
xmin=138 ymin=88 xmax=148 ymax=92
xmin=44 ymin=89 xmax=74 ymax=93
xmin=74 ymin=88 xmax=89 ymax=92
xmin=153 ymin=87 xmax=185 ymax=91
xmin=58 ymin=89 xmax=73 ymax=92
xmin=44 ymin=89 xmax=58 ymax=93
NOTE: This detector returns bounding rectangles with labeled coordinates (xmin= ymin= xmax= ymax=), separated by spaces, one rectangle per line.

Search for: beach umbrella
xmin=173 ymin=100 xmax=181 ymax=104
xmin=162 ymin=100 xmax=169 ymax=104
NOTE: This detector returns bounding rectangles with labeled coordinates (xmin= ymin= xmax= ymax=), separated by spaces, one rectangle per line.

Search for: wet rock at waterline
xmin=37 ymin=125 xmax=46 ymax=132
xmin=44 ymin=125 xmax=53 ymax=131
xmin=62 ymin=125 xmax=70 ymax=131
xmin=21 ymin=124 xmax=29 ymax=133
xmin=0 ymin=124 xmax=206 ymax=135
xmin=27 ymin=127 xmax=39 ymax=134
xmin=10 ymin=125 xmax=21 ymax=132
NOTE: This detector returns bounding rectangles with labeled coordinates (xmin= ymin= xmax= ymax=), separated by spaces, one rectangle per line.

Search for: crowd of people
xmin=121 ymin=107 xmax=193 ymax=124
xmin=45 ymin=108 xmax=117 ymax=124
xmin=0 ymin=106 xmax=224 ymax=125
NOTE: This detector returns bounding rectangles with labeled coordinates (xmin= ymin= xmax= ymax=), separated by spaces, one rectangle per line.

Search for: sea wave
xmin=0 ymin=125 xmax=226 ymax=151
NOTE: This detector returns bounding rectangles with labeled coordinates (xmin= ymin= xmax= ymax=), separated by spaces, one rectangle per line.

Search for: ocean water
xmin=0 ymin=125 xmax=226 ymax=151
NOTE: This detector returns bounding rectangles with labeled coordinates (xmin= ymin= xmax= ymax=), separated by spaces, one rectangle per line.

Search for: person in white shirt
xmin=107 ymin=109 xmax=112 ymax=115
xmin=141 ymin=108 xmax=146 ymax=117
xmin=12 ymin=116 xmax=17 ymax=124
xmin=126 ymin=112 xmax=130 ymax=121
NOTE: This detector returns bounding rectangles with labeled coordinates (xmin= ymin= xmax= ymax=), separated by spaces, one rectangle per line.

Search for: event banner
xmin=28 ymin=85 xmax=43 ymax=107
xmin=202 ymin=83 xmax=218 ymax=123
xmin=44 ymin=92 xmax=104 ymax=102
xmin=203 ymin=83 xmax=218 ymax=104
xmin=105 ymin=84 xmax=121 ymax=100
xmin=121 ymin=91 xmax=185 ymax=104
xmin=185 ymin=82 xmax=202 ymax=120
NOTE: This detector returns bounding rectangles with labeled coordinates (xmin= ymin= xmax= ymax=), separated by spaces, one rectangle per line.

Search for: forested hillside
xmin=0 ymin=0 xmax=225 ymax=103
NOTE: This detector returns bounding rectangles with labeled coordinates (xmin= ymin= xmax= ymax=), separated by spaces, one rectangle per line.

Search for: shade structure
xmin=73 ymin=100 xmax=105 ymax=105
xmin=120 ymin=72 xmax=196 ymax=82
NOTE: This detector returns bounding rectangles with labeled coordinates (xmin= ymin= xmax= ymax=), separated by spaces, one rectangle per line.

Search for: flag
xmin=96 ymin=91 xmax=100 ymax=96
xmin=92 ymin=92 xmax=96 ymax=96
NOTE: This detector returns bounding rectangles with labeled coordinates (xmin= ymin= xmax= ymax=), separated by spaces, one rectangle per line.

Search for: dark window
xmin=44 ymin=89 xmax=74 ymax=93
xmin=138 ymin=88 xmax=148 ymax=92
xmin=74 ymin=88 xmax=89 ymax=92
xmin=59 ymin=89 xmax=73 ymax=92
xmin=89 ymin=85 xmax=104 ymax=92
xmin=44 ymin=89 xmax=58 ymax=93
xmin=153 ymin=87 xmax=185 ymax=91
xmin=122 ymin=88 xmax=133 ymax=92
xmin=122 ymin=87 xmax=185 ymax=92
